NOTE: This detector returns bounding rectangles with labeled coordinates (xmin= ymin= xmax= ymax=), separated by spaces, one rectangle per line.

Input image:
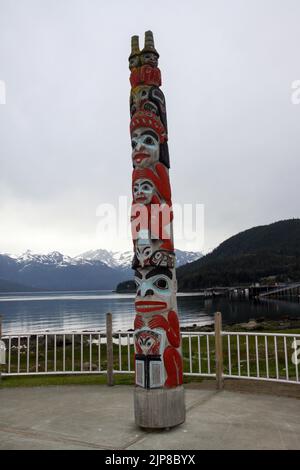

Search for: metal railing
xmin=0 ymin=313 xmax=299 ymax=387
xmin=1 ymin=332 xmax=107 ymax=376
xmin=181 ymin=331 xmax=215 ymax=378
xmin=0 ymin=330 xmax=216 ymax=378
xmin=222 ymin=331 xmax=300 ymax=384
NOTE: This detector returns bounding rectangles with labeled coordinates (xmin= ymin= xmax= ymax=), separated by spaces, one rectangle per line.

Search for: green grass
xmin=1 ymin=328 xmax=299 ymax=388
xmin=0 ymin=373 xmax=134 ymax=388
xmin=0 ymin=373 xmax=204 ymax=388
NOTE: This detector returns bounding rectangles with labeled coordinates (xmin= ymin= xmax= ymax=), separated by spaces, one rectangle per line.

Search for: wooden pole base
xmin=134 ymin=386 xmax=185 ymax=429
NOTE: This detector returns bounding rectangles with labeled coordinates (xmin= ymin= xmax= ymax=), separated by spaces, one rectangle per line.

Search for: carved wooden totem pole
xmin=129 ymin=31 xmax=185 ymax=428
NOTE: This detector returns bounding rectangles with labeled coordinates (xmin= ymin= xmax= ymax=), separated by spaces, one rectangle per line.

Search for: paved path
xmin=0 ymin=384 xmax=299 ymax=450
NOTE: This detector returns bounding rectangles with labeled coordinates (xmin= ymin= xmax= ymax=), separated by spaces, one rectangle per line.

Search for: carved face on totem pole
xmin=129 ymin=55 xmax=140 ymax=70
xmin=135 ymin=237 xmax=163 ymax=268
xmin=140 ymin=29 xmax=159 ymax=68
xmin=140 ymin=51 xmax=159 ymax=68
xmin=133 ymin=179 xmax=155 ymax=204
xmin=135 ymin=329 xmax=161 ymax=355
xmin=134 ymin=267 xmax=177 ymax=317
xmin=131 ymin=128 xmax=160 ymax=168
xmin=130 ymin=87 xmax=167 ymax=132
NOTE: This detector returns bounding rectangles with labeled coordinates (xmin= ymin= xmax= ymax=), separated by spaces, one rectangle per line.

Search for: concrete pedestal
xmin=134 ymin=386 xmax=185 ymax=429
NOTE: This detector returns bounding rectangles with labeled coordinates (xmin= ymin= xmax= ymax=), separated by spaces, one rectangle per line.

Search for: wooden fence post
xmin=106 ymin=313 xmax=114 ymax=386
xmin=214 ymin=311 xmax=224 ymax=390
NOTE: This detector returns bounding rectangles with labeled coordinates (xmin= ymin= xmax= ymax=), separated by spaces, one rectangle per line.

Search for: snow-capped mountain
xmin=11 ymin=250 xmax=78 ymax=267
xmin=76 ymin=248 xmax=202 ymax=269
xmin=0 ymin=250 xmax=120 ymax=291
xmin=76 ymin=249 xmax=132 ymax=269
xmin=175 ymin=249 xmax=202 ymax=267
xmin=0 ymin=248 xmax=202 ymax=292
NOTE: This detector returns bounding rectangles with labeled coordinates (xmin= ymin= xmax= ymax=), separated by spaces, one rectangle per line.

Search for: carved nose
xmin=136 ymin=141 xmax=144 ymax=151
xmin=145 ymin=289 xmax=154 ymax=296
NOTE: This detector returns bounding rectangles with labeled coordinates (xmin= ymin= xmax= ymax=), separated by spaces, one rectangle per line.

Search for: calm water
xmin=0 ymin=291 xmax=299 ymax=335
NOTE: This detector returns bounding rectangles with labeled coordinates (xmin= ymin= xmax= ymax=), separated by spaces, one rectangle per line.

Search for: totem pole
xmin=129 ymin=31 xmax=185 ymax=428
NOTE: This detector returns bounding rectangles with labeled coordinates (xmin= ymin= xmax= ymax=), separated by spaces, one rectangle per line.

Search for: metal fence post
xmin=106 ymin=313 xmax=114 ymax=386
xmin=214 ymin=312 xmax=224 ymax=390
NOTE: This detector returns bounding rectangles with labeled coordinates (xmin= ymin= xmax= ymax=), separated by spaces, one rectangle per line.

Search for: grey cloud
xmin=0 ymin=0 xmax=299 ymax=255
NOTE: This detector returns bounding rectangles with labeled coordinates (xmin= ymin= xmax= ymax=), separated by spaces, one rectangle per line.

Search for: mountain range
xmin=1 ymin=219 xmax=299 ymax=293
xmin=0 ymin=249 xmax=202 ymax=292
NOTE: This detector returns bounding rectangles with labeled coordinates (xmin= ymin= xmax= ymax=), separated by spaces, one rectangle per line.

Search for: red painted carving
xmin=130 ymin=110 xmax=167 ymax=144
xmin=132 ymin=163 xmax=172 ymax=204
xmin=164 ymin=347 xmax=183 ymax=387
xmin=130 ymin=65 xmax=162 ymax=88
xmin=134 ymin=314 xmax=144 ymax=330
xmin=148 ymin=311 xmax=180 ymax=348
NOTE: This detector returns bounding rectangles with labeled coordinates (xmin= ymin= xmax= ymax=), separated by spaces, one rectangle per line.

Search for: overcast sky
xmin=0 ymin=0 xmax=299 ymax=256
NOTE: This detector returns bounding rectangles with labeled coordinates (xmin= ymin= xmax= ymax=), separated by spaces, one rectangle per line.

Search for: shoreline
xmin=182 ymin=316 xmax=300 ymax=333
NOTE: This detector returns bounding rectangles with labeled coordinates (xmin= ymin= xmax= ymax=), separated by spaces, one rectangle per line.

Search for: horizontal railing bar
xmin=1 ymin=371 xmax=108 ymax=377
xmin=112 ymin=370 xmax=135 ymax=375
xmin=184 ymin=373 xmax=215 ymax=377
xmin=181 ymin=331 xmax=215 ymax=336
xmin=2 ymin=331 xmax=107 ymax=338
xmin=223 ymin=374 xmax=299 ymax=385
xmin=222 ymin=332 xmax=300 ymax=338
xmin=3 ymin=371 xmax=215 ymax=377
xmin=3 ymin=330 xmax=299 ymax=340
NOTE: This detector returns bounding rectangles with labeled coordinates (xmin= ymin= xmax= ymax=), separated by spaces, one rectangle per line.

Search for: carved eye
xmin=154 ymin=278 xmax=168 ymax=290
xmin=144 ymin=136 xmax=155 ymax=146
xmin=144 ymin=103 xmax=157 ymax=114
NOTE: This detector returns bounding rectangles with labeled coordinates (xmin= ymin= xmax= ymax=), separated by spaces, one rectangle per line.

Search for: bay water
xmin=0 ymin=291 xmax=299 ymax=335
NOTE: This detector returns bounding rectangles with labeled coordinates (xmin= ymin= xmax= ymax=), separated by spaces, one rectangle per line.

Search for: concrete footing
xmin=134 ymin=386 xmax=185 ymax=429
